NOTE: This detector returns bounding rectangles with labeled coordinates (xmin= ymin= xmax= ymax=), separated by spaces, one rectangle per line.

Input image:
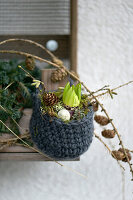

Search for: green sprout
xmin=31 ymin=79 xmax=41 ymax=88
xmin=63 ymin=82 xmax=81 ymax=107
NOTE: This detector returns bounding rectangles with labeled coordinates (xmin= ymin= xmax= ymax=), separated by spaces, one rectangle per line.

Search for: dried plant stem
xmin=0 ymin=133 xmax=30 ymax=143
xmin=0 ymin=120 xmax=87 ymax=179
xmin=0 ymin=38 xmax=55 ymax=59
xmin=4 ymin=82 xmax=14 ymax=90
xmin=0 ymin=50 xmax=61 ymax=70
xmin=91 ymin=85 xmax=109 ymax=95
xmin=94 ymin=80 xmax=133 ymax=98
xmin=0 ymin=41 xmax=133 ymax=179
xmin=121 ymin=169 xmax=125 ymax=200
xmin=92 ymin=92 xmax=133 ymax=179
xmin=94 ymin=133 xmax=125 ymax=170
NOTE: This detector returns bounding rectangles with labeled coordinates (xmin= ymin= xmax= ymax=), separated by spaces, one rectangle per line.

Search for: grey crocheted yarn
xmin=30 ymin=92 xmax=94 ymax=159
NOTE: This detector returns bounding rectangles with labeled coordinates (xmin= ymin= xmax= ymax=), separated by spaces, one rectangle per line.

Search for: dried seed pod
xmin=94 ymin=115 xmax=110 ymax=126
xmin=101 ymin=129 xmax=115 ymax=138
xmin=92 ymin=102 xmax=99 ymax=112
xmin=118 ymin=148 xmax=132 ymax=162
xmin=51 ymin=68 xmax=67 ymax=82
xmin=43 ymin=93 xmax=59 ymax=106
xmin=112 ymin=150 xmax=125 ymax=160
xmin=25 ymin=56 xmax=35 ymax=70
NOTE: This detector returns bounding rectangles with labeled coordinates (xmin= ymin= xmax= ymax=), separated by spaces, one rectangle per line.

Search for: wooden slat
xmin=0 ymin=0 xmax=70 ymax=35
xmin=70 ymin=0 xmax=78 ymax=73
xmin=0 ymin=152 xmax=80 ymax=161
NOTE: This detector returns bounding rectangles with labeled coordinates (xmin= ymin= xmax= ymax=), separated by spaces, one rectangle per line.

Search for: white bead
xmin=58 ymin=109 xmax=70 ymax=121
xmin=46 ymin=40 xmax=58 ymax=51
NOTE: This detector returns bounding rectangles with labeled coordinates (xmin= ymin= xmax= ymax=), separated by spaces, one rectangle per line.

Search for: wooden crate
xmin=0 ymin=0 xmax=78 ymax=161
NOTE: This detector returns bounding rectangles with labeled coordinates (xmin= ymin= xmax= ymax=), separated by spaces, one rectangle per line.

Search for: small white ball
xmin=46 ymin=40 xmax=58 ymax=51
xmin=58 ymin=109 xmax=70 ymax=121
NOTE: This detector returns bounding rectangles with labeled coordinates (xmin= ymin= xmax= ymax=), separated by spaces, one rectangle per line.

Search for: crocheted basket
xmin=29 ymin=92 xmax=94 ymax=159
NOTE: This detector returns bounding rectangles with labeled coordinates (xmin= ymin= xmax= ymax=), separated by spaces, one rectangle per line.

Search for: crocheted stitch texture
xmin=30 ymin=92 xmax=94 ymax=159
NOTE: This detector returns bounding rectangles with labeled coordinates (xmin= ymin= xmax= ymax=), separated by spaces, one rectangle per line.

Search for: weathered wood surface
xmin=0 ymin=152 xmax=79 ymax=161
xmin=70 ymin=0 xmax=78 ymax=73
xmin=0 ymin=0 xmax=70 ymax=35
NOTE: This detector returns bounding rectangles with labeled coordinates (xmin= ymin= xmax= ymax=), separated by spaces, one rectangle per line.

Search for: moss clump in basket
xmin=38 ymin=82 xmax=91 ymax=122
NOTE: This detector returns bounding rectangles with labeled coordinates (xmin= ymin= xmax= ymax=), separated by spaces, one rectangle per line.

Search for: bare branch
xmin=94 ymin=133 xmax=125 ymax=170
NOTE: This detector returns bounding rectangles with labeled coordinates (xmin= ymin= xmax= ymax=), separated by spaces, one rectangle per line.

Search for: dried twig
xmin=91 ymin=85 xmax=110 ymax=95
xmin=121 ymin=168 xmax=125 ymax=200
xmin=0 ymin=39 xmax=133 ymax=180
xmin=0 ymin=133 xmax=30 ymax=143
xmin=94 ymin=133 xmax=125 ymax=170
xmin=94 ymin=80 xmax=133 ymax=98
xmin=0 ymin=50 xmax=62 ymax=70
xmin=0 ymin=38 xmax=55 ymax=59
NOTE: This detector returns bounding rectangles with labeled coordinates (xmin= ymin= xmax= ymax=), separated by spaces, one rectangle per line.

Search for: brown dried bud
xmin=118 ymin=148 xmax=132 ymax=162
xmin=25 ymin=56 xmax=35 ymax=71
xmin=51 ymin=68 xmax=67 ymax=82
xmin=101 ymin=129 xmax=115 ymax=138
xmin=94 ymin=115 xmax=110 ymax=126
xmin=112 ymin=150 xmax=125 ymax=160
xmin=92 ymin=102 xmax=99 ymax=112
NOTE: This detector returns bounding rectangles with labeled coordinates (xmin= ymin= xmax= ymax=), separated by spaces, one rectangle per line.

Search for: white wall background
xmin=0 ymin=0 xmax=133 ymax=199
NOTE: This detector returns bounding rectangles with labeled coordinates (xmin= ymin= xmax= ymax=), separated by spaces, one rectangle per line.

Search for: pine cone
xmin=118 ymin=148 xmax=132 ymax=162
xmin=43 ymin=93 xmax=59 ymax=106
xmin=101 ymin=129 xmax=115 ymax=138
xmin=51 ymin=68 xmax=67 ymax=82
xmin=94 ymin=115 xmax=110 ymax=126
xmin=25 ymin=56 xmax=35 ymax=71
xmin=112 ymin=150 xmax=125 ymax=160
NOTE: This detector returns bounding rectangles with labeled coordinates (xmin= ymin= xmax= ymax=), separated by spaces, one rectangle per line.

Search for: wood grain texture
xmin=70 ymin=0 xmax=78 ymax=73
xmin=0 ymin=152 xmax=80 ymax=161
xmin=0 ymin=0 xmax=70 ymax=35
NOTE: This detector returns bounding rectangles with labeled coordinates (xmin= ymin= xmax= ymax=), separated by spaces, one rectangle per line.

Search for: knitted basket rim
xmin=41 ymin=105 xmax=93 ymax=126
xmin=33 ymin=90 xmax=93 ymax=126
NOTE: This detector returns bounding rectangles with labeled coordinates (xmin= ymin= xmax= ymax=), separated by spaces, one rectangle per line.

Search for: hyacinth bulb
xmin=63 ymin=82 xmax=81 ymax=107
xmin=58 ymin=109 xmax=70 ymax=121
